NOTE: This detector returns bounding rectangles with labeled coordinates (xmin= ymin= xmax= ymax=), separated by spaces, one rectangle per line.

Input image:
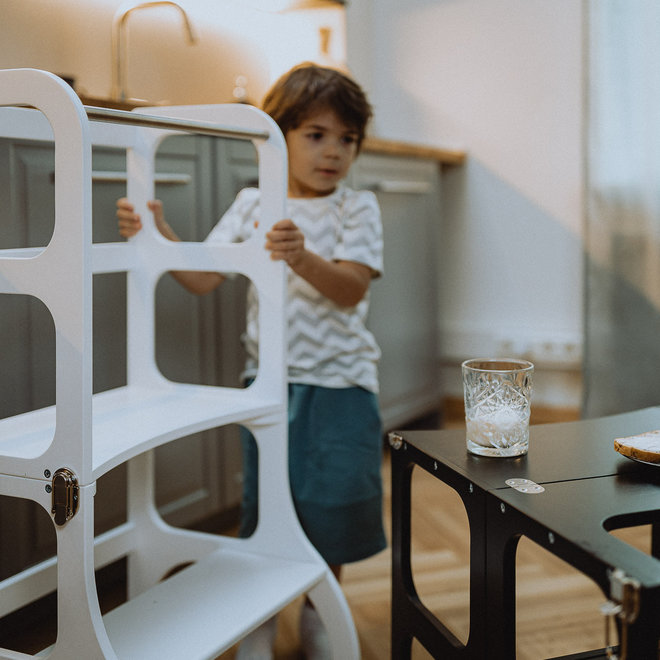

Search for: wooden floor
xmin=216 ymin=406 xmax=651 ymax=660
xmin=218 ymin=462 xmax=648 ymax=660
xmin=1 ymin=405 xmax=652 ymax=659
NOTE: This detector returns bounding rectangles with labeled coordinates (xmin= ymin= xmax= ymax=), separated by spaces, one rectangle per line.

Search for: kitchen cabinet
xmin=0 ymin=132 xmax=256 ymax=581
xmin=352 ymin=151 xmax=442 ymax=430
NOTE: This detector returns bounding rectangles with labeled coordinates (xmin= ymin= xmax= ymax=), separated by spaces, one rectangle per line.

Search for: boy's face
xmin=285 ymin=110 xmax=359 ymax=198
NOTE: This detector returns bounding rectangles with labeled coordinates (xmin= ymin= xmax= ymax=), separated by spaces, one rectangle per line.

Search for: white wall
xmin=347 ymin=0 xmax=585 ymax=407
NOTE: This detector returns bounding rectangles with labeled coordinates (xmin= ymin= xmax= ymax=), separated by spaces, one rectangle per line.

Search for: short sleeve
xmin=334 ymin=190 xmax=384 ymax=277
xmin=205 ymin=188 xmax=260 ymax=244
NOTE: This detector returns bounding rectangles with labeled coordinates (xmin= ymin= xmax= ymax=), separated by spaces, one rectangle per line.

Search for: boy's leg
xmin=235 ymin=616 xmax=277 ymax=660
xmin=299 ymin=565 xmax=340 ymax=660
xmin=300 ymin=600 xmax=330 ymax=660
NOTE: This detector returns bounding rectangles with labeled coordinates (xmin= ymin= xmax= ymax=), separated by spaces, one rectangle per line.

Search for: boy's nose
xmin=324 ymin=140 xmax=342 ymax=157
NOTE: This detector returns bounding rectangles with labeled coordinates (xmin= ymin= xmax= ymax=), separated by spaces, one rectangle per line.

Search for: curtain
xmin=583 ymin=0 xmax=660 ymax=417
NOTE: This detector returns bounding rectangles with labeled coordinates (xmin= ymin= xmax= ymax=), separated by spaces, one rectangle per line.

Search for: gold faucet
xmin=111 ymin=1 xmax=197 ymax=102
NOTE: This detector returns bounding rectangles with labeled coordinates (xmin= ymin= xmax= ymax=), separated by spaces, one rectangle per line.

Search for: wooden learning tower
xmin=0 ymin=68 xmax=359 ymax=660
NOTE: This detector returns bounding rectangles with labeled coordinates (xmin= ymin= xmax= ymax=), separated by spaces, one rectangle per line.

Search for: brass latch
xmin=51 ymin=468 xmax=79 ymax=526
xmin=601 ymin=568 xmax=641 ymax=660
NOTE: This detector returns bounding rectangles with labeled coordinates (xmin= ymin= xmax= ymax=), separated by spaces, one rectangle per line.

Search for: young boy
xmin=118 ymin=63 xmax=386 ymax=660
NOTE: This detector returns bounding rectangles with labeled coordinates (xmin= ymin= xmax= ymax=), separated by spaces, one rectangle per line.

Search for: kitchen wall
xmin=1 ymin=0 xmax=346 ymax=106
xmin=2 ymin=0 xmax=584 ymax=408
xmin=346 ymin=0 xmax=585 ymax=407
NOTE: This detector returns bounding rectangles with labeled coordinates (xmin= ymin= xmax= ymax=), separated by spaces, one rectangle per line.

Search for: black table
xmin=389 ymin=407 xmax=660 ymax=659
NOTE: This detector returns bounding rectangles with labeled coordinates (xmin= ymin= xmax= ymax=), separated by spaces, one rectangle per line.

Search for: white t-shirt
xmin=206 ymin=184 xmax=383 ymax=393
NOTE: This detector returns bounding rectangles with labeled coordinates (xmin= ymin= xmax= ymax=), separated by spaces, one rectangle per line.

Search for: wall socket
xmin=496 ymin=338 xmax=582 ymax=369
xmin=440 ymin=325 xmax=583 ymax=371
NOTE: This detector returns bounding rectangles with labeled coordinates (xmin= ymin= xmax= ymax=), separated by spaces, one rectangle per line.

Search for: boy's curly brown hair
xmin=261 ymin=63 xmax=372 ymax=151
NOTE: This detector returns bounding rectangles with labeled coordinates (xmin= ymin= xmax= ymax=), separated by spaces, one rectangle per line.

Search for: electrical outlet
xmin=495 ymin=337 xmax=582 ymax=368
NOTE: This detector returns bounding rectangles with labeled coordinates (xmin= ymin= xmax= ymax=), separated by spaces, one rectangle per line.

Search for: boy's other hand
xmin=117 ymin=198 xmax=172 ymax=240
xmin=117 ymin=197 xmax=142 ymax=238
xmin=265 ymin=219 xmax=305 ymax=266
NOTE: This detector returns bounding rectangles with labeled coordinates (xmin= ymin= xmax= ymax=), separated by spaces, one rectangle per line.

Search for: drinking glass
xmin=462 ymin=358 xmax=534 ymax=457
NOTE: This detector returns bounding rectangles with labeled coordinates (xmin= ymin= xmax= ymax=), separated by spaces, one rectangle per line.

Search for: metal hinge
xmin=601 ymin=568 xmax=642 ymax=660
xmin=505 ymin=478 xmax=545 ymax=494
xmin=51 ymin=468 xmax=79 ymax=526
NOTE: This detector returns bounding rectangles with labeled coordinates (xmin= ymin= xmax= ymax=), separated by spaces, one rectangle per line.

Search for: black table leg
xmin=652 ymin=521 xmax=660 ymax=559
xmin=391 ymin=444 xmax=414 ymax=660
xmin=484 ymin=496 xmax=520 ymax=660
xmin=390 ymin=438 xmax=489 ymax=659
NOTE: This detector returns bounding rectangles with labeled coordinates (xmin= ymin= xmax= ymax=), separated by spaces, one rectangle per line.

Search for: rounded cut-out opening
xmin=154 ymin=271 xmax=249 ymax=388
xmin=0 ymin=292 xmax=55 ymax=421
xmin=410 ymin=464 xmax=471 ymax=645
xmin=515 ymin=535 xmax=605 ymax=659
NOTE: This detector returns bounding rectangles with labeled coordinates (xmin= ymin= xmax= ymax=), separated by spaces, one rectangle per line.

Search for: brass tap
xmin=111 ymin=1 xmax=197 ymax=102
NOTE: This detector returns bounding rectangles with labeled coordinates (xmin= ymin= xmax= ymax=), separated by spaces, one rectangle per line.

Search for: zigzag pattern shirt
xmin=206 ymin=184 xmax=383 ymax=393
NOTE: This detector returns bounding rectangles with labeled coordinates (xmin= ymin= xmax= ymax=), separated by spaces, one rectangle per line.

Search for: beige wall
xmin=1 ymin=0 xmax=346 ymax=106
xmin=2 ymin=0 xmax=583 ymax=407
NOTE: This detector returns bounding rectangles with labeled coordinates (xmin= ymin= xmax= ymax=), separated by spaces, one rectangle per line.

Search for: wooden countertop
xmin=362 ymin=136 xmax=465 ymax=166
xmin=79 ymin=94 xmax=156 ymax=112
xmin=79 ymin=95 xmax=466 ymax=166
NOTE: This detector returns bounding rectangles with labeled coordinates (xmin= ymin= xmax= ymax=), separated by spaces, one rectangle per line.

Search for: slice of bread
xmin=614 ymin=430 xmax=660 ymax=464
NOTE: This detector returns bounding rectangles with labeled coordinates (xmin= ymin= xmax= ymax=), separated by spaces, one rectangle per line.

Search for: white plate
xmin=619 ymin=453 xmax=660 ymax=467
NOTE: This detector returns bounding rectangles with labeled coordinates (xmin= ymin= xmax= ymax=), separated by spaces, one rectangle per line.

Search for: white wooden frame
xmin=0 ymin=68 xmax=358 ymax=660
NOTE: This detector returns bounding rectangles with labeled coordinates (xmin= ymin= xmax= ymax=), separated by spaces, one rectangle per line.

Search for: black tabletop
xmin=499 ymin=473 xmax=660 ymax=584
xmin=398 ymin=407 xmax=660 ymax=590
xmin=398 ymin=406 xmax=660 ymax=491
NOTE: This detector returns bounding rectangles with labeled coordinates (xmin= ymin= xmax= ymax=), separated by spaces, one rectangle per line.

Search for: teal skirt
xmin=239 ymin=383 xmax=387 ymax=565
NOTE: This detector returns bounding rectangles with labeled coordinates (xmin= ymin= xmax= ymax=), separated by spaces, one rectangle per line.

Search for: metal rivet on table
xmin=44 ymin=469 xmax=51 ymax=478
xmin=45 ymin=484 xmax=52 ymax=493
xmin=500 ymin=503 xmax=506 ymax=513
xmin=433 ymin=461 xmax=438 ymax=471
xmin=469 ymin=483 xmax=474 ymax=494
xmin=387 ymin=432 xmax=403 ymax=450
xmin=548 ymin=532 xmax=555 ymax=544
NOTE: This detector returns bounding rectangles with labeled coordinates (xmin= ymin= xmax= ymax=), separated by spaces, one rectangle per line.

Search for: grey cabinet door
xmin=0 ymin=140 xmax=58 ymax=579
xmin=0 ymin=134 xmax=258 ymax=579
xmin=149 ymin=135 xmax=223 ymax=527
xmin=352 ymin=152 xmax=443 ymax=430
